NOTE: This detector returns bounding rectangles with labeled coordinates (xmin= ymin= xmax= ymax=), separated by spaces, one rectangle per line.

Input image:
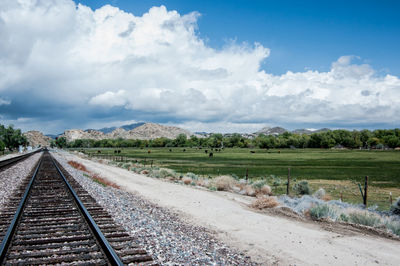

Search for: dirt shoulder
xmin=58 ymin=151 xmax=400 ymax=265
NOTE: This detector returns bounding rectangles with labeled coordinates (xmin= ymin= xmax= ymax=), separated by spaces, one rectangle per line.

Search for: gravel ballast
xmin=0 ymin=153 xmax=42 ymax=208
xmin=52 ymin=152 xmax=256 ymax=265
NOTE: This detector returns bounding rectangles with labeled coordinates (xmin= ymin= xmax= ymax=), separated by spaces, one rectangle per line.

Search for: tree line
xmin=61 ymin=129 xmax=400 ymax=149
xmin=0 ymin=124 xmax=28 ymax=152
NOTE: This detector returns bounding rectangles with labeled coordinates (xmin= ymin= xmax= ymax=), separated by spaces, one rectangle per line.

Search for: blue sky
xmin=76 ymin=0 xmax=400 ymax=76
xmin=1 ymin=0 xmax=399 ymax=134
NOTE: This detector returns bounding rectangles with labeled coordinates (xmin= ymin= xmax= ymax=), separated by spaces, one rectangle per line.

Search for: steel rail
xmin=0 ymin=149 xmax=43 ymax=170
xmin=0 ymin=154 xmax=43 ymax=263
xmin=50 ymin=154 xmax=124 ymax=266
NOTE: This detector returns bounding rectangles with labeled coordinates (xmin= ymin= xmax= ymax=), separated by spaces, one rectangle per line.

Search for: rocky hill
xmin=62 ymin=129 xmax=106 ymax=142
xmin=24 ymin=131 xmax=52 ymax=147
xmin=128 ymin=123 xmax=192 ymax=140
xmin=92 ymin=122 xmax=145 ymax=134
xmin=60 ymin=123 xmax=193 ymax=142
xmin=255 ymin=126 xmax=288 ymax=135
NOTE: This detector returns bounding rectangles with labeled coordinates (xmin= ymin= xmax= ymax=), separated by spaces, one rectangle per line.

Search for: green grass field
xmin=82 ymin=147 xmax=400 ymax=187
xmin=77 ymin=147 xmax=400 ymax=210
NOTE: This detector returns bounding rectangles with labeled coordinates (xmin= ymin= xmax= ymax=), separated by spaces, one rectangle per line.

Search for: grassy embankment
xmin=79 ymin=147 xmax=400 ymax=210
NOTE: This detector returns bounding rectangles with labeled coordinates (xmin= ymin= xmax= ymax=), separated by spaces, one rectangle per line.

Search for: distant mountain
xmin=24 ymin=131 xmax=52 ymax=147
xmin=292 ymin=128 xmax=331 ymax=134
xmin=92 ymin=122 xmax=145 ymax=134
xmin=60 ymin=123 xmax=193 ymax=142
xmin=255 ymin=126 xmax=288 ymax=135
xmin=45 ymin=134 xmax=60 ymax=139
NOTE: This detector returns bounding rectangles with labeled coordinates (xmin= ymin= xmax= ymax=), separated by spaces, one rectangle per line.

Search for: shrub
xmin=390 ymin=197 xmax=400 ymax=215
xmin=293 ymin=181 xmax=311 ymax=195
xmin=159 ymin=169 xmax=171 ymax=178
xmin=385 ymin=220 xmax=400 ymax=236
xmin=251 ymin=196 xmax=279 ymax=209
xmin=339 ymin=213 xmax=349 ymax=222
xmin=151 ymin=170 xmax=161 ymax=178
xmin=309 ymin=204 xmax=337 ymax=220
xmin=231 ymin=173 xmax=239 ymax=180
xmin=244 ymin=185 xmax=256 ymax=196
xmin=209 ymin=186 xmax=217 ymax=191
xmin=252 ymin=180 xmax=267 ymax=190
xmin=260 ymin=185 xmax=272 ymax=195
xmin=183 ymin=177 xmax=192 ymax=185
xmin=122 ymin=163 xmax=131 ymax=169
xmin=211 ymin=175 xmax=237 ymax=191
xmin=186 ymin=172 xmax=198 ymax=180
xmin=348 ymin=211 xmax=382 ymax=227
xmin=313 ymin=188 xmax=326 ymax=199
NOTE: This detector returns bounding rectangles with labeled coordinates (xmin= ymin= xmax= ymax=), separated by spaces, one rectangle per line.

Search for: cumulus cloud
xmin=0 ymin=0 xmax=399 ymax=133
xmin=0 ymin=98 xmax=11 ymax=105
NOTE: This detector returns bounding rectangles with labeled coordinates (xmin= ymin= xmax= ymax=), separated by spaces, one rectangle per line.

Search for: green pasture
xmin=79 ymin=147 xmax=400 ymax=187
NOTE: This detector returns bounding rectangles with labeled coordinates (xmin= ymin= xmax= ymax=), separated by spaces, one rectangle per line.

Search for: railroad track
xmin=0 ymin=149 xmax=42 ymax=172
xmin=0 ymin=151 xmax=156 ymax=265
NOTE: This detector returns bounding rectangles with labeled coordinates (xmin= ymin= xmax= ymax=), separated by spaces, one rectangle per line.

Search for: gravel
xmin=0 ymin=153 xmax=42 ymax=208
xmin=52 ymin=152 xmax=256 ymax=265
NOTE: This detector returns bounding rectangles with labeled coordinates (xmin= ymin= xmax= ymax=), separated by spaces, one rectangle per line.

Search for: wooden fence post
xmin=245 ymin=168 xmax=249 ymax=181
xmin=287 ymin=168 xmax=291 ymax=195
xmin=390 ymin=192 xmax=393 ymax=205
xmin=364 ymin=176 xmax=368 ymax=206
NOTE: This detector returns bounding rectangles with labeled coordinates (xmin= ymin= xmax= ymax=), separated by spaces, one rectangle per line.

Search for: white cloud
xmin=89 ymin=90 xmax=127 ymax=107
xmin=0 ymin=98 xmax=11 ymax=105
xmin=0 ymin=0 xmax=400 ymax=133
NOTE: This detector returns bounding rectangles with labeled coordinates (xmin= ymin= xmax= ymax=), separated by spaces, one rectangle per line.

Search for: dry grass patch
xmin=211 ymin=175 xmax=237 ymax=191
xmin=68 ymin=160 xmax=88 ymax=172
xmin=91 ymin=173 xmax=120 ymax=189
xmin=251 ymin=196 xmax=279 ymax=209
xmin=183 ymin=177 xmax=192 ymax=185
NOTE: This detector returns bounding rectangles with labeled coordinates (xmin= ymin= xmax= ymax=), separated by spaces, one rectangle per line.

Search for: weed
xmin=348 ymin=211 xmax=382 ymax=227
xmin=313 ymin=188 xmax=326 ymax=199
xmin=251 ymin=196 xmax=279 ymax=209
xmin=68 ymin=161 xmax=88 ymax=172
xmin=339 ymin=213 xmax=349 ymax=222
xmin=183 ymin=177 xmax=192 ymax=185
xmin=231 ymin=173 xmax=239 ymax=180
xmin=309 ymin=204 xmax=337 ymax=220
xmin=293 ymin=181 xmax=311 ymax=195
xmin=211 ymin=175 xmax=237 ymax=191
xmin=385 ymin=219 xmax=400 ymax=236
xmin=390 ymin=197 xmax=400 ymax=215
xmin=186 ymin=172 xmax=198 ymax=180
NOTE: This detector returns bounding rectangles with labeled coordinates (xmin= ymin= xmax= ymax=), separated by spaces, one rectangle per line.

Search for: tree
xmin=55 ymin=137 xmax=67 ymax=148
xmin=0 ymin=140 xmax=5 ymax=154
xmin=173 ymin=134 xmax=187 ymax=147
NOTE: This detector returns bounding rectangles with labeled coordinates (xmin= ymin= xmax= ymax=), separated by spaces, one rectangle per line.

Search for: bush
xmin=183 ymin=177 xmax=192 ymax=185
xmin=186 ymin=172 xmax=198 ymax=180
xmin=293 ymin=181 xmax=311 ymax=195
xmin=244 ymin=185 xmax=256 ymax=196
xmin=348 ymin=211 xmax=382 ymax=227
xmin=251 ymin=196 xmax=279 ymax=209
xmin=252 ymin=180 xmax=267 ymax=190
xmin=159 ymin=169 xmax=172 ymax=178
xmin=309 ymin=204 xmax=337 ymax=220
xmin=385 ymin=219 xmax=400 ymax=236
xmin=211 ymin=175 xmax=237 ymax=191
xmin=231 ymin=173 xmax=239 ymax=180
xmin=122 ymin=163 xmax=131 ymax=169
xmin=313 ymin=188 xmax=326 ymax=199
xmin=390 ymin=197 xmax=400 ymax=215
xmin=339 ymin=213 xmax=349 ymax=222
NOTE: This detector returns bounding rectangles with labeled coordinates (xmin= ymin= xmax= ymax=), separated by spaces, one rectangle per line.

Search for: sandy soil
xmin=58 ymin=151 xmax=400 ymax=265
